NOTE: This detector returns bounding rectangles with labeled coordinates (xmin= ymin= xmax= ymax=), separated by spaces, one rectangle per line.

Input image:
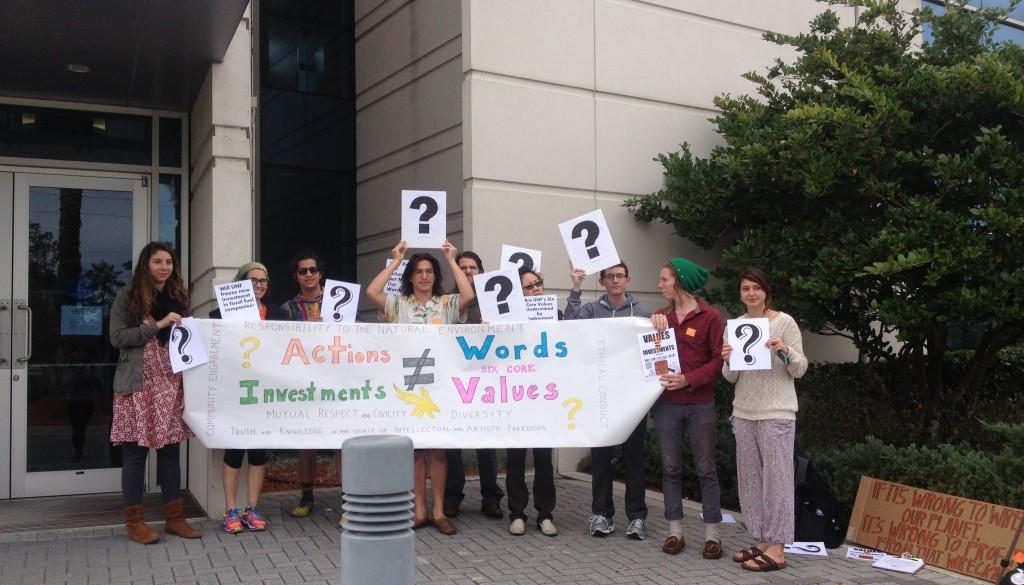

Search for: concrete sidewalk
xmin=0 ymin=474 xmax=980 ymax=585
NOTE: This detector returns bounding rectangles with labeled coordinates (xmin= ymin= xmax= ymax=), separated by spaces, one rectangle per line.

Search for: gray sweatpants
xmin=731 ymin=417 xmax=795 ymax=544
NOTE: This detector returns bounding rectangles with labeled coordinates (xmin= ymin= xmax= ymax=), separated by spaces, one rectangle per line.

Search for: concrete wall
xmin=460 ymin=0 xmax=863 ymax=471
xmin=186 ymin=7 xmax=254 ymax=516
xmin=354 ymin=0 xmax=464 ymax=312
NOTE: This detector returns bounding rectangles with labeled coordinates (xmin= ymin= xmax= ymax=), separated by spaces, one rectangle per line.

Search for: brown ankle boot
xmin=163 ymin=498 xmax=202 ymax=539
xmin=124 ymin=505 xmax=159 ymax=544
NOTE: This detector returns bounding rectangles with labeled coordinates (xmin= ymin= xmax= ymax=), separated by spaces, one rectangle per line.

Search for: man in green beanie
xmin=650 ymin=258 xmax=726 ymax=559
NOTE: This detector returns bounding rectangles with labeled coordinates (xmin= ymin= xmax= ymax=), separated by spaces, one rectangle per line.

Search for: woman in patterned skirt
xmin=109 ymin=242 xmax=200 ymax=544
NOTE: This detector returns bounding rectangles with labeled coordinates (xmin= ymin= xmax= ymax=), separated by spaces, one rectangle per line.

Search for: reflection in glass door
xmin=10 ymin=172 xmax=147 ymax=497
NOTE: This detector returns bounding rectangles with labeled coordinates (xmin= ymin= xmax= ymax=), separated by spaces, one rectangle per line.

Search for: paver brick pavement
xmin=0 ymin=474 xmax=983 ymax=585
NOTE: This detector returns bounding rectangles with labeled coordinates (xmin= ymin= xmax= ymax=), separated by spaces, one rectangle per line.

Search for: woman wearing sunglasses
xmin=504 ymin=268 xmax=560 ymax=537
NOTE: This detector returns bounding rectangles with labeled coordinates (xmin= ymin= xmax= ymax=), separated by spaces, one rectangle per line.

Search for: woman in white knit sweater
xmin=721 ymin=268 xmax=808 ymax=572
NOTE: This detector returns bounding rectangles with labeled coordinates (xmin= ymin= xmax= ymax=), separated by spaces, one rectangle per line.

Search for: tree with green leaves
xmin=627 ymin=0 xmax=1023 ymax=439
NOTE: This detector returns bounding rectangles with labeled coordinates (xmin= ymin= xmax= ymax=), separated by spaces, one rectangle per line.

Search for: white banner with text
xmin=183 ymin=318 xmax=663 ymax=449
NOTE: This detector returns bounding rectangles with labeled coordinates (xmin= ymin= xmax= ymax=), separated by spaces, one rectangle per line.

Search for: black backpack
xmin=794 ymin=456 xmax=845 ymax=548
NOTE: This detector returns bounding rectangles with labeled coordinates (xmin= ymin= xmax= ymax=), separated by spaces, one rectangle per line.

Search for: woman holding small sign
xmin=108 ymin=242 xmax=200 ymax=544
xmin=367 ymin=239 xmax=476 ymax=536
xmin=209 ymin=262 xmax=289 ymax=534
xmin=721 ymin=268 xmax=808 ymax=572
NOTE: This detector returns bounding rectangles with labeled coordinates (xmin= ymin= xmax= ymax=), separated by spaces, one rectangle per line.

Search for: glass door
xmin=8 ymin=172 xmax=148 ymax=497
xmin=0 ymin=171 xmax=13 ymax=499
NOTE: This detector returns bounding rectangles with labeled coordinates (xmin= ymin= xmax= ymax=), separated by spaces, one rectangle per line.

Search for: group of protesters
xmin=107 ymin=237 xmax=806 ymax=573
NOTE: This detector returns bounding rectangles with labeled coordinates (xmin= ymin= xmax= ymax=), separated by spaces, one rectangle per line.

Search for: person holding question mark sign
xmin=109 ymin=242 xmax=200 ymax=544
xmin=367 ymin=239 xmax=476 ymax=536
xmin=721 ymin=268 xmax=807 ymax=573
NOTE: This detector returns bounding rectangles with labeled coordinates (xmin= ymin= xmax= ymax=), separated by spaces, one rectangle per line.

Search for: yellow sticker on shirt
xmin=685 ymin=327 xmax=697 ymax=337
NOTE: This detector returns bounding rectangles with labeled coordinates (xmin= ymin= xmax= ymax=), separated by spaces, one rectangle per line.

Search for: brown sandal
xmin=662 ymin=535 xmax=685 ymax=554
xmin=733 ymin=546 xmax=763 ymax=563
xmin=742 ymin=554 xmax=786 ymax=572
xmin=412 ymin=517 xmax=429 ymax=530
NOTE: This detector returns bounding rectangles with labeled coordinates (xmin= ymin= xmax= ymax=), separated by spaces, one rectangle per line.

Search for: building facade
xmin=1 ymin=0 xmax=931 ymax=516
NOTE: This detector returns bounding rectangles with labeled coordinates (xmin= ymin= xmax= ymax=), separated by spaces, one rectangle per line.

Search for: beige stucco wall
xmin=186 ymin=7 xmax=254 ymax=516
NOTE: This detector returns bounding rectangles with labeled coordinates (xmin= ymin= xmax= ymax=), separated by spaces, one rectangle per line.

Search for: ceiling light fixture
xmin=66 ymin=63 xmax=91 ymax=74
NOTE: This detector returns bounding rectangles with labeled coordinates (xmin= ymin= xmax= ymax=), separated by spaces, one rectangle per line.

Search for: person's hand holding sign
xmin=569 ymin=266 xmax=587 ymax=292
xmin=157 ymin=312 xmax=183 ymax=330
xmin=650 ymin=313 xmax=688 ymax=391
xmin=391 ymin=240 xmax=407 ymax=264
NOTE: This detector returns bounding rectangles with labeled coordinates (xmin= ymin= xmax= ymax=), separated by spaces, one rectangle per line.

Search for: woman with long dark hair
xmin=109 ymin=242 xmax=200 ymax=544
xmin=722 ymin=268 xmax=807 ymax=572
xmin=367 ymin=239 xmax=475 ymax=536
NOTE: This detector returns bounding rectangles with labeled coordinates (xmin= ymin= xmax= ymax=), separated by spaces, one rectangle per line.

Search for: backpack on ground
xmin=794 ymin=455 xmax=845 ymax=548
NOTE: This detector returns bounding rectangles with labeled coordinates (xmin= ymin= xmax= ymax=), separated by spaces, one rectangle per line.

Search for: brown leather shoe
xmin=163 ymin=498 xmax=202 ymax=539
xmin=481 ymin=502 xmax=503 ymax=519
xmin=412 ymin=516 xmax=430 ymax=529
xmin=702 ymin=540 xmax=723 ymax=559
xmin=662 ymin=534 xmax=685 ymax=554
xmin=433 ymin=516 xmax=457 ymax=536
xmin=124 ymin=505 xmax=159 ymax=545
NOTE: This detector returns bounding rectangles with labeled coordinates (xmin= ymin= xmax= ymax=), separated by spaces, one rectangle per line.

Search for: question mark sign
xmin=240 ymin=336 xmax=261 ymax=368
xmin=330 ymin=285 xmax=353 ymax=321
xmin=562 ymin=397 xmax=583 ymax=430
xmin=484 ymin=276 xmax=513 ymax=314
xmin=171 ymin=326 xmax=192 ymax=364
xmin=409 ymin=195 xmax=438 ymax=234
xmin=734 ymin=323 xmax=762 ymax=365
xmin=508 ymin=252 xmax=534 ymax=273
xmin=571 ymin=220 xmax=601 ymax=259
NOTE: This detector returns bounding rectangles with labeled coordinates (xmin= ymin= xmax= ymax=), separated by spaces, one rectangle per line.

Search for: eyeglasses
xmin=522 ymin=279 xmax=544 ymax=291
xmin=603 ymin=273 xmax=628 ymax=281
xmin=296 ymin=267 xmax=320 ymax=275
xmin=249 ymin=278 xmax=270 ymax=287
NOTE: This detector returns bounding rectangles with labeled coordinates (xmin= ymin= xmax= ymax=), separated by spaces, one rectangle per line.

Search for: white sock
xmin=705 ymin=522 xmax=720 ymax=543
xmin=668 ymin=520 xmax=682 ymax=537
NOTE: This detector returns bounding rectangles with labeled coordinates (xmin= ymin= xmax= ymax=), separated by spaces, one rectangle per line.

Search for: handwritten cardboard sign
xmin=847 ymin=476 xmax=1024 ymax=581
xmin=214 ymin=280 xmax=260 ymax=321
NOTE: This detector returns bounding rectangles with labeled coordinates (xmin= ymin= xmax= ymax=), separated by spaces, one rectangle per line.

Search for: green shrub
xmin=810 ymin=422 xmax=1024 ymax=527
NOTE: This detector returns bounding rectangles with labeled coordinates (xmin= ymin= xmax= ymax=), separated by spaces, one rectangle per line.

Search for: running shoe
xmin=242 ymin=506 xmax=268 ymax=531
xmin=223 ymin=508 xmax=243 ymax=534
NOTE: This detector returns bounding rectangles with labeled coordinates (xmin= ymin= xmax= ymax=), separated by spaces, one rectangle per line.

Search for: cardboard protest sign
xmin=500 ymin=245 xmax=542 ymax=274
xmin=474 ymin=269 xmax=528 ymax=323
xmin=558 ymin=209 xmax=620 ymax=275
xmin=322 ymin=279 xmax=360 ymax=323
xmin=182 ymin=317 xmax=664 ymax=449
xmin=385 ymin=259 xmax=408 ymax=295
xmin=637 ymin=328 xmax=681 ymax=379
xmin=847 ymin=476 xmax=1024 ymax=581
xmin=169 ymin=317 xmax=208 ymax=373
xmin=727 ymin=318 xmax=771 ymax=371
xmin=401 ymin=190 xmax=445 ymax=248
xmin=524 ymin=294 xmax=558 ymax=321
xmin=214 ymin=279 xmax=260 ymax=321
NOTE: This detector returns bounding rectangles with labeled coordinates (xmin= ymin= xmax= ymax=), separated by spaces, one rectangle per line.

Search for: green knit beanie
xmin=235 ymin=261 xmax=269 ymax=282
xmin=669 ymin=258 xmax=709 ymax=293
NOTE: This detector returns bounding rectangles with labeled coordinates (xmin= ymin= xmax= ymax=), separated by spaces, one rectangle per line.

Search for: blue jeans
xmin=652 ymin=401 xmax=721 ymax=523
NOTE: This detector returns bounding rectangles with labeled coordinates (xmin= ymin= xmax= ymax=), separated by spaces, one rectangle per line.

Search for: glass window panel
xmin=159 ymin=174 xmax=182 ymax=254
xmin=159 ymin=117 xmax=183 ymax=167
xmin=0 ymin=105 xmax=151 ymax=165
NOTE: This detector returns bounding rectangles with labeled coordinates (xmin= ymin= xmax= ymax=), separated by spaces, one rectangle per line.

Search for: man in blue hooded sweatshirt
xmin=565 ymin=262 xmax=652 ymax=540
